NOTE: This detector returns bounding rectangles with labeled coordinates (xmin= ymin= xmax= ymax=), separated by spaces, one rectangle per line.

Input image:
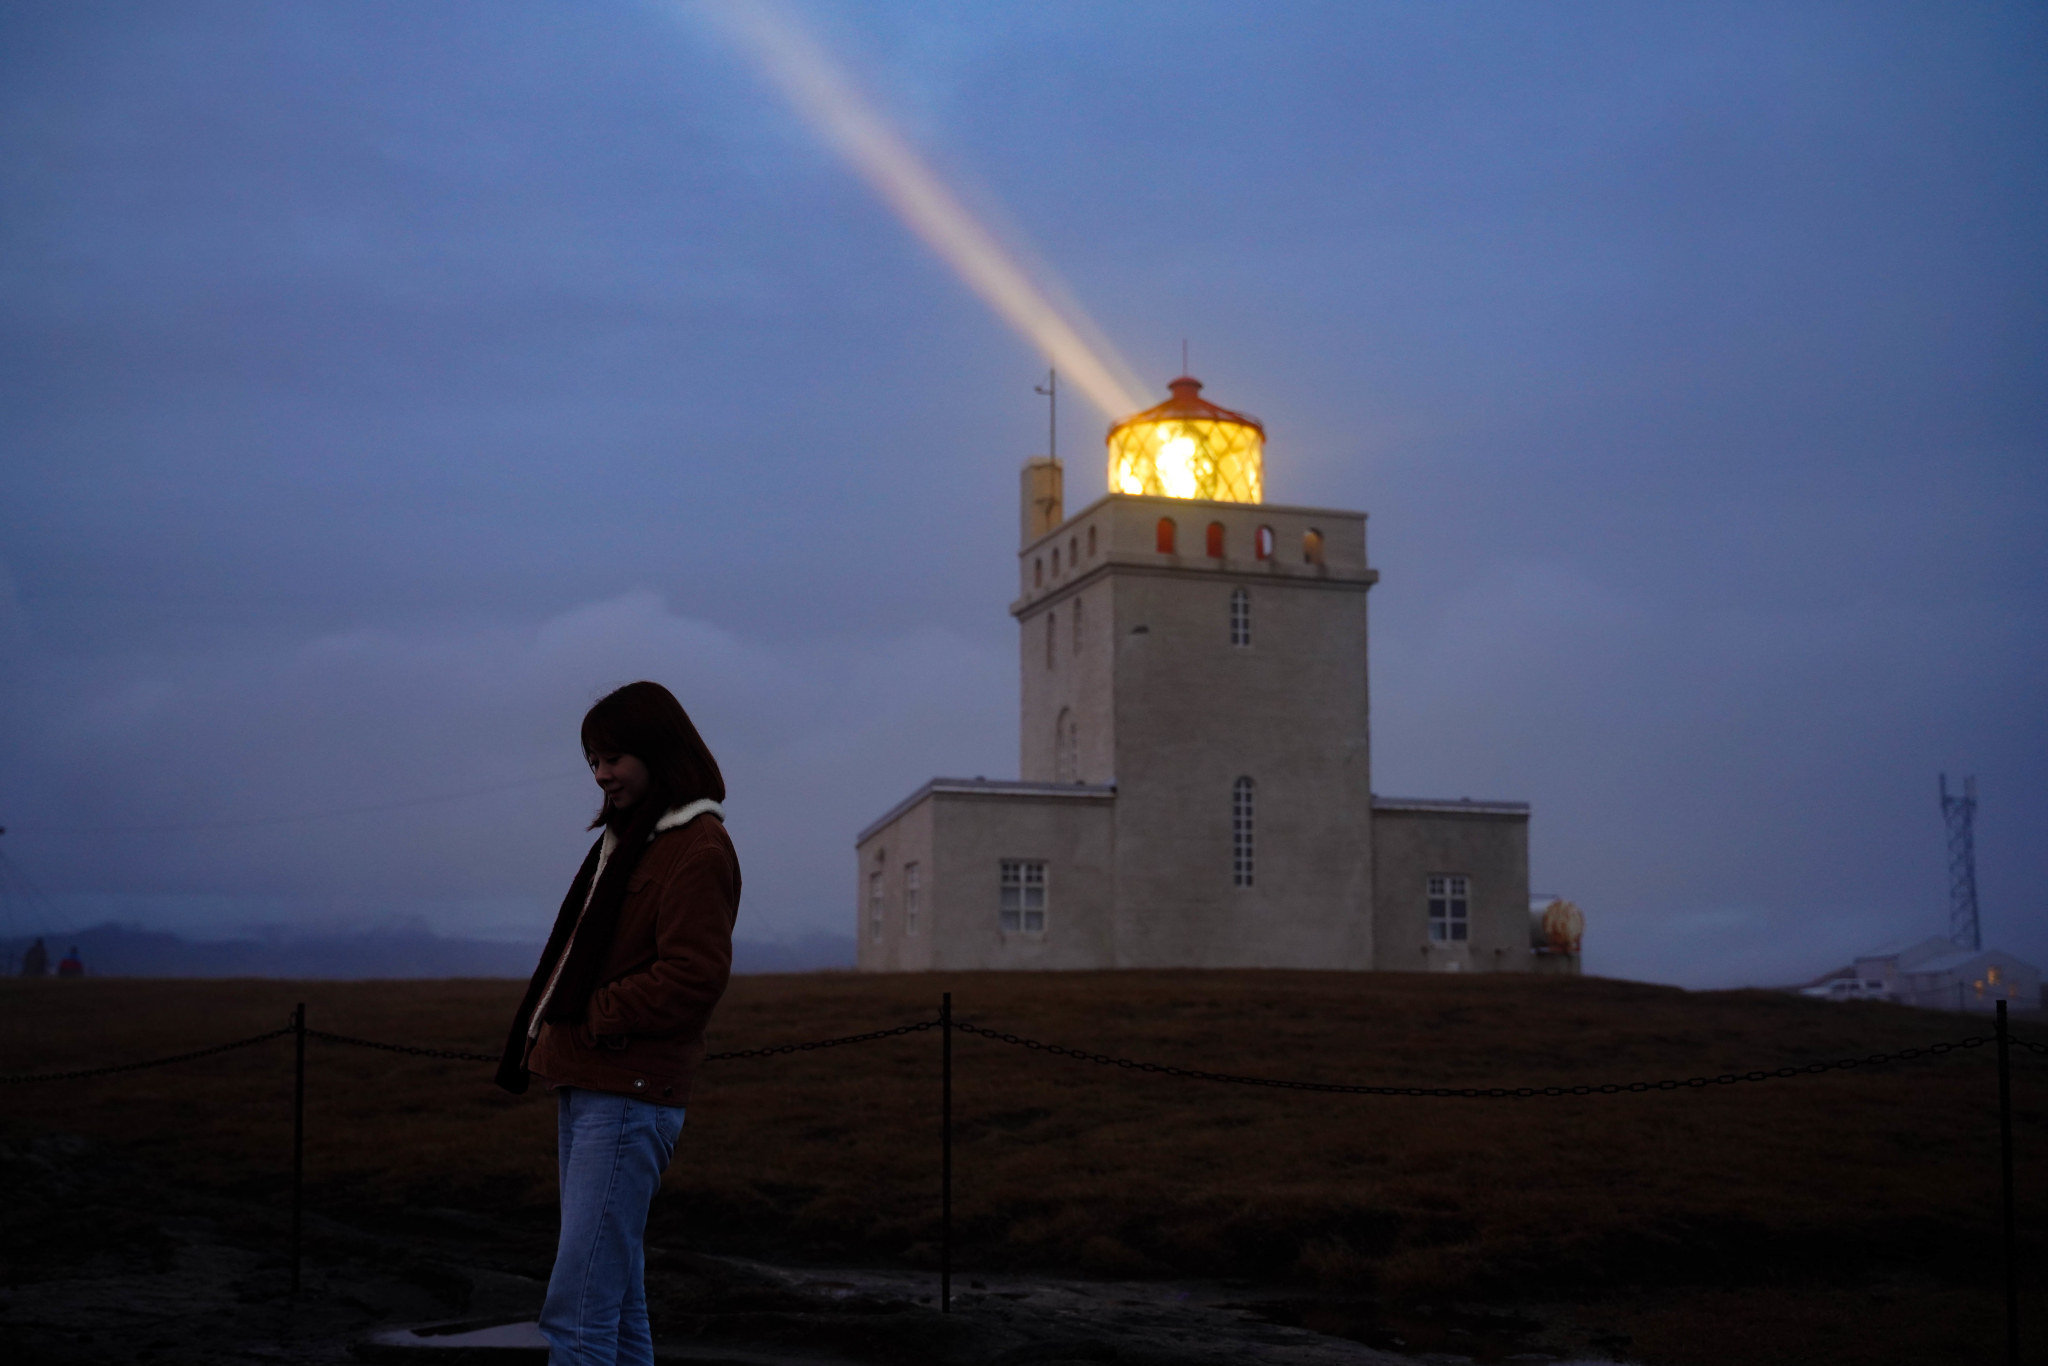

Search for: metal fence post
xmin=941 ymin=991 xmax=952 ymax=1315
xmin=1997 ymin=999 xmax=2016 ymax=1366
xmin=291 ymin=1001 xmax=305 ymax=1295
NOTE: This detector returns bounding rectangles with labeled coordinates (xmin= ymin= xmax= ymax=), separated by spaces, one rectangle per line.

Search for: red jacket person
xmin=497 ymin=681 xmax=740 ymax=1366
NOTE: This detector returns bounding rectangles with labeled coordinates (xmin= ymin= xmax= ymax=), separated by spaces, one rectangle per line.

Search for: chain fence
xmin=3 ymin=1009 xmax=2038 ymax=1090
xmin=303 ymin=1027 xmax=496 ymax=1063
xmin=0 ymin=1024 xmax=295 ymax=1085
xmin=705 ymin=1017 xmax=939 ymax=1062
xmin=2 ymin=997 xmax=2036 ymax=1346
xmin=948 ymin=1019 xmax=2039 ymax=1096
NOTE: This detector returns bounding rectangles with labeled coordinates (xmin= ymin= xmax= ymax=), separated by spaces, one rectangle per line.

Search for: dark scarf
xmin=495 ymin=797 xmax=666 ymax=1094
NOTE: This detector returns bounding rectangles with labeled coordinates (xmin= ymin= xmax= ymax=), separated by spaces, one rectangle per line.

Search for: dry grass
xmin=3 ymin=971 xmax=2042 ymax=1365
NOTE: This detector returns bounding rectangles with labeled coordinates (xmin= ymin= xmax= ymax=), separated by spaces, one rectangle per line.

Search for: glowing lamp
xmin=1106 ymin=376 xmax=1264 ymax=504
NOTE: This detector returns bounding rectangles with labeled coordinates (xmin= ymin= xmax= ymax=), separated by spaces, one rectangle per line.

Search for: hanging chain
xmin=303 ymin=1028 xmax=498 ymax=1063
xmin=5 ymin=1013 xmax=2034 ymax=1090
xmin=949 ymin=1019 xmax=2003 ymax=1099
xmin=706 ymin=1017 xmax=940 ymax=1061
xmin=0 ymin=1025 xmax=295 ymax=1085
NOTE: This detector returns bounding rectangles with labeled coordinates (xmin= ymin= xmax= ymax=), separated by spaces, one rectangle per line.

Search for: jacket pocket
xmin=602 ymin=954 xmax=656 ymax=988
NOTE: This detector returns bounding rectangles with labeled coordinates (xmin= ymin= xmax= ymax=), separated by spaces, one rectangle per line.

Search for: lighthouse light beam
xmin=693 ymin=0 xmax=1148 ymax=422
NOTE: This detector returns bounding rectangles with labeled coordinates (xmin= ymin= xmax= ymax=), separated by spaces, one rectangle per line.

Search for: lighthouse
xmin=856 ymin=376 xmax=1550 ymax=975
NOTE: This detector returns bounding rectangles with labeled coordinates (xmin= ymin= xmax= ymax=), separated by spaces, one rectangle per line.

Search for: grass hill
xmin=2 ymin=970 xmax=2039 ymax=1365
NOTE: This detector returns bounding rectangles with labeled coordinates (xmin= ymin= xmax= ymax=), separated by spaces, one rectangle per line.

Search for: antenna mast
xmin=1940 ymin=774 xmax=1981 ymax=951
xmin=1033 ymin=370 xmax=1057 ymax=462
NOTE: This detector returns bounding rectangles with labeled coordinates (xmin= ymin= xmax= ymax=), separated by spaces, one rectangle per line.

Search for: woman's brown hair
xmin=580 ymin=681 xmax=725 ymax=829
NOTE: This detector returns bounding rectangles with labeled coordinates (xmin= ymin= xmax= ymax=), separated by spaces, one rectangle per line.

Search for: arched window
xmin=1156 ymin=517 xmax=1177 ymax=554
xmin=869 ymin=845 xmax=886 ymax=942
xmin=1055 ymin=707 xmax=1077 ymax=782
xmin=1046 ymin=611 xmax=1056 ymax=669
xmin=1255 ymin=525 xmax=1274 ymax=560
xmin=1052 ymin=547 xmax=1061 ymax=576
xmin=1303 ymin=529 xmax=1324 ymax=566
xmin=1230 ymin=587 xmax=1250 ymax=647
xmin=1206 ymin=522 xmax=1225 ymax=558
xmin=1087 ymin=525 xmax=1097 ymax=557
xmin=1069 ymin=535 xmax=1078 ymax=566
xmin=1034 ymin=557 xmax=1044 ymax=586
xmin=1073 ymin=594 xmax=1083 ymax=653
xmin=1232 ymin=777 xmax=1255 ymax=887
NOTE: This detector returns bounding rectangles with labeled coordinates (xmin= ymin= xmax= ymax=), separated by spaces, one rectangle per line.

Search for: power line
xmin=10 ymin=771 xmax=590 ymax=837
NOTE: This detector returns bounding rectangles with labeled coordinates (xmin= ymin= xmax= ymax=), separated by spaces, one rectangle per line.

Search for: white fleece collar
xmin=597 ymin=799 xmax=724 ymax=859
xmin=654 ymin=798 xmax=724 ymax=835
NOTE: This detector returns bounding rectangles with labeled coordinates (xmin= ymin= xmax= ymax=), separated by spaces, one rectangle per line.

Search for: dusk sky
xmin=1 ymin=1 xmax=2041 ymax=987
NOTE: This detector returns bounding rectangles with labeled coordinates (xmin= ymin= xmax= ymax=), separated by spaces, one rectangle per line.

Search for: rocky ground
xmin=1 ymin=1135 xmax=1632 ymax=1366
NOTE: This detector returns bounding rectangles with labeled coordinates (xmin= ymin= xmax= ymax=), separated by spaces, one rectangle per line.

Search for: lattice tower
xmin=1939 ymin=773 xmax=1980 ymax=952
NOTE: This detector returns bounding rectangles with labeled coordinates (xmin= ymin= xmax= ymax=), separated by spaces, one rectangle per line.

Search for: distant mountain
xmin=1 ymin=923 xmax=857 ymax=979
xmin=729 ymin=931 xmax=860 ymax=975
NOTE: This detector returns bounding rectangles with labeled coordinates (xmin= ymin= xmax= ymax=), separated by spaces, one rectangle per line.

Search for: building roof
xmin=1851 ymin=936 xmax=2038 ymax=977
xmin=1904 ymin=947 xmax=2036 ymax=977
xmin=1107 ymin=376 xmax=1264 ymax=441
xmin=1372 ymin=795 xmax=1530 ymax=816
xmin=856 ymin=777 xmax=1116 ymax=846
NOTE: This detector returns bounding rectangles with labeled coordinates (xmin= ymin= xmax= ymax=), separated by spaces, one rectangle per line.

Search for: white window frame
xmin=1232 ymin=776 xmax=1255 ymax=887
xmin=1428 ymin=874 xmax=1469 ymax=942
xmin=904 ymin=862 xmax=920 ymax=937
xmin=1229 ymin=586 xmax=1250 ymax=648
xmin=999 ymin=860 xmax=1047 ymax=933
xmin=868 ymin=870 xmax=885 ymax=943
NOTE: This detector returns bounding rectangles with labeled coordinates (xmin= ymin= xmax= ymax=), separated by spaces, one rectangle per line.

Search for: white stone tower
xmin=1013 ymin=377 xmax=1379 ymax=966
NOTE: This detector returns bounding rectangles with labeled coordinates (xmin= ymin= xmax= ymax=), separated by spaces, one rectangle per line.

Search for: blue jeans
xmin=541 ymin=1088 xmax=686 ymax=1366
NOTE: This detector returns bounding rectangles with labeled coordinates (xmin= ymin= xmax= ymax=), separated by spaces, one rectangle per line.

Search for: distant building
xmin=1802 ymin=936 xmax=2038 ymax=1013
xmin=856 ymin=376 xmax=1571 ymax=975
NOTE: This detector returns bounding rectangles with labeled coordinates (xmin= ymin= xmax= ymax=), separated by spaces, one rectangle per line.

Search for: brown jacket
xmin=527 ymin=809 xmax=740 ymax=1106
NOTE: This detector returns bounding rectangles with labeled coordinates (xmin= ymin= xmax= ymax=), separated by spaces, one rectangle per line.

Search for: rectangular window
xmin=904 ymin=862 xmax=920 ymax=937
xmin=1229 ymin=587 xmax=1250 ymax=648
xmin=869 ymin=871 xmax=885 ymax=943
xmin=1427 ymin=875 xmax=1469 ymax=942
xmin=999 ymin=860 xmax=1046 ymax=933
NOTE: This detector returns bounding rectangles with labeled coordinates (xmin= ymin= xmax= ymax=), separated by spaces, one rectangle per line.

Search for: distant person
xmin=56 ymin=945 xmax=84 ymax=977
xmin=20 ymin=937 xmax=47 ymax=977
xmin=496 ymin=680 xmax=740 ymax=1366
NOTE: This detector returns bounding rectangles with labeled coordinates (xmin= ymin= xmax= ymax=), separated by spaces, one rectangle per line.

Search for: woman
xmin=496 ymin=681 xmax=740 ymax=1366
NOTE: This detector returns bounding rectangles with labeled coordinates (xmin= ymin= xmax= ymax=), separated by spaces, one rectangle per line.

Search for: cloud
xmin=1 ymin=590 xmax=1014 ymax=944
